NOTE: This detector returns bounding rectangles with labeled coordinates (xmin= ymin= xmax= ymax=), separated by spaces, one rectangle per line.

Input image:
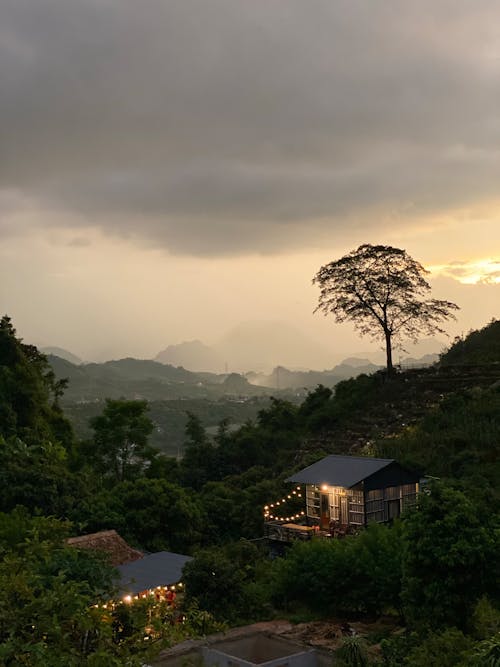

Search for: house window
xmin=384 ymin=485 xmax=401 ymax=500
xmin=401 ymin=483 xmax=417 ymax=513
xmin=348 ymin=490 xmax=364 ymax=525
xmin=306 ymin=486 xmax=320 ymax=518
xmin=365 ymin=489 xmax=385 ymax=523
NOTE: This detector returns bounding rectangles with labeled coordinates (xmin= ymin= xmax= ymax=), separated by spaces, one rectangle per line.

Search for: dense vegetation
xmin=1 ymin=314 xmax=499 ymax=664
xmin=440 ymin=319 xmax=500 ymax=366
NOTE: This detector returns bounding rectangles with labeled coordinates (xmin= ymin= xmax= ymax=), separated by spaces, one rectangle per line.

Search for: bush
xmin=401 ymin=482 xmax=494 ymax=630
xmin=270 ymin=521 xmax=403 ymax=617
xmin=403 ymin=628 xmax=472 ymax=667
xmin=335 ymin=636 xmax=370 ymax=667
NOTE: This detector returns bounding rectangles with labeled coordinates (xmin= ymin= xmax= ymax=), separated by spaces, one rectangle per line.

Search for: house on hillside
xmin=118 ymin=551 xmax=192 ymax=598
xmin=289 ymin=455 xmax=420 ymax=528
xmin=67 ymin=530 xmax=192 ymax=600
xmin=265 ymin=455 xmax=420 ymax=542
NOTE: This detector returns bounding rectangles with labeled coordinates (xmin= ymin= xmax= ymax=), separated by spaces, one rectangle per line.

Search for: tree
xmin=401 ymin=482 xmax=495 ymax=630
xmin=180 ymin=412 xmax=218 ymax=490
xmin=313 ymin=244 xmax=459 ymax=375
xmin=183 ymin=541 xmax=265 ymax=623
xmin=270 ymin=521 xmax=403 ymax=617
xmin=112 ymin=478 xmax=204 ymax=553
xmin=0 ymin=510 xmax=126 ymax=665
xmin=0 ymin=315 xmax=73 ymax=448
xmin=88 ymin=399 xmax=155 ymax=482
xmin=0 ymin=435 xmax=88 ymax=516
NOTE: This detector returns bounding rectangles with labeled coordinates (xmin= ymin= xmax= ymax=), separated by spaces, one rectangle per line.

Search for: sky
xmin=1 ymin=0 xmax=499 ymax=367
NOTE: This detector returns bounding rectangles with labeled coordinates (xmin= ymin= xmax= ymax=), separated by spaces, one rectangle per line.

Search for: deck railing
xmin=264 ymin=520 xmax=361 ymax=542
xmin=264 ymin=521 xmax=317 ymax=542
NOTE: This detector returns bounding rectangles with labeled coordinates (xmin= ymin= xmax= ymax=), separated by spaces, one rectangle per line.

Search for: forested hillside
xmin=1 ymin=315 xmax=499 ymax=665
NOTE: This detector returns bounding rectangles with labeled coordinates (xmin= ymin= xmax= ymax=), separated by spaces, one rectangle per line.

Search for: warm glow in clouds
xmin=429 ymin=259 xmax=500 ymax=285
xmin=1 ymin=1 xmax=500 ymax=365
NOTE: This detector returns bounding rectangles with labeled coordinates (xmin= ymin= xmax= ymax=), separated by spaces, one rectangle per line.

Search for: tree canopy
xmin=1 ymin=311 xmax=499 ymax=664
xmin=0 ymin=315 xmax=73 ymax=447
xmin=313 ymin=244 xmax=459 ymax=374
xmin=88 ymin=398 xmax=155 ymax=482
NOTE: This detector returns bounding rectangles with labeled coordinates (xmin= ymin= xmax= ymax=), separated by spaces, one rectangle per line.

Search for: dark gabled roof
xmin=287 ymin=455 xmax=396 ymax=488
xmin=117 ymin=551 xmax=193 ymax=594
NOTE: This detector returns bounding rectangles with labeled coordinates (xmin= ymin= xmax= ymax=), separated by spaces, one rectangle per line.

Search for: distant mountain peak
xmin=41 ymin=347 xmax=82 ymax=365
xmin=155 ymin=340 xmax=224 ymax=373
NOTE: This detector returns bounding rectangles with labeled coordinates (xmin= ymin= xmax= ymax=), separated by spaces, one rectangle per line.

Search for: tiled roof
xmin=67 ymin=530 xmax=143 ymax=566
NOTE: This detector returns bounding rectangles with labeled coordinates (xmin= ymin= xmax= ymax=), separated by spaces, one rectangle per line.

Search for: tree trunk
xmin=385 ymin=330 xmax=394 ymax=376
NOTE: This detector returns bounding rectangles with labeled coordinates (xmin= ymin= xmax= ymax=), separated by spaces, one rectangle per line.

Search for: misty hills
xmin=246 ymin=361 xmax=381 ymax=390
xmin=41 ymin=346 xmax=83 ymax=365
xmin=155 ymin=340 xmax=223 ymax=373
xmin=47 ymin=355 xmax=267 ymax=402
xmin=155 ymin=321 xmax=333 ymax=373
xmin=48 ymin=352 xmax=438 ymax=403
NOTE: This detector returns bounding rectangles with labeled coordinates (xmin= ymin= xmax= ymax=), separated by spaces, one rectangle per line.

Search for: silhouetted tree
xmin=313 ymin=244 xmax=459 ymax=375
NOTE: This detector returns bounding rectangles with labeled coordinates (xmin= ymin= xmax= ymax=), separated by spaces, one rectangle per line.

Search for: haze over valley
xmin=2 ymin=2 xmax=500 ymax=663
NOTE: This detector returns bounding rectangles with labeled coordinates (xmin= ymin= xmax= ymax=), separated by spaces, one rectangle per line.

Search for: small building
xmin=118 ymin=551 xmax=192 ymax=597
xmin=286 ymin=455 xmax=420 ymax=530
xmin=67 ymin=530 xmax=192 ymax=600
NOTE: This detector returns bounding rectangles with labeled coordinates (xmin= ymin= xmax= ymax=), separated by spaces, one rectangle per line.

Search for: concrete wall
xmin=202 ymin=646 xmax=317 ymax=667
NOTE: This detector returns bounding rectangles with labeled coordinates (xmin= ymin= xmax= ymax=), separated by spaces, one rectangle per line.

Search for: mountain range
xmin=156 ymin=321 xmax=336 ymax=373
xmin=47 ymin=352 xmax=439 ymax=403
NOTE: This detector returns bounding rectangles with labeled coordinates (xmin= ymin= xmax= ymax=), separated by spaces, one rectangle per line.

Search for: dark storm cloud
xmin=1 ymin=0 xmax=500 ymax=254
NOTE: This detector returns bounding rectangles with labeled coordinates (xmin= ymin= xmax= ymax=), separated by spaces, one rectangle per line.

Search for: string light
xmin=263 ymin=486 xmax=305 ymax=522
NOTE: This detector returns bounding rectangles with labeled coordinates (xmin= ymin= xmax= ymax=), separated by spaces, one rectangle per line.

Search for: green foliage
xmin=464 ymin=632 xmax=500 ymax=666
xmin=380 ymin=628 xmax=474 ymax=667
xmin=200 ymin=469 xmax=285 ymax=544
xmin=297 ymin=384 xmax=336 ymax=432
xmin=183 ymin=541 xmax=269 ymax=623
xmin=376 ymin=388 xmax=500 ymax=492
xmin=0 ymin=510 xmax=127 ymax=666
xmin=74 ymin=478 xmax=205 ymax=553
xmin=0 ymin=436 xmax=88 ymax=515
xmin=219 ymin=398 xmax=303 ymax=474
xmin=64 ymin=395 xmax=271 ymax=458
xmin=271 ymin=522 xmax=403 ymax=617
xmin=402 ymin=628 xmax=472 ymax=667
xmin=0 ymin=315 xmax=73 ymax=448
xmin=114 ymin=478 xmax=204 ymax=553
xmin=180 ymin=412 xmax=219 ymax=489
xmin=379 ymin=631 xmax=421 ymax=666
xmin=401 ymin=482 xmax=495 ymax=630
xmin=0 ymin=509 xmax=219 ymax=665
xmin=441 ymin=319 xmax=500 ymax=366
xmin=182 ymin=600 xmax=228 ymax=636
xmin=471 ymin=598 xmax=500 ymax=641
xmin=2 ymin=312 xmax=500 ymax=666
xmin=335 ymin=636 xmax=370 ymax=667
xmin=87 ymin=398 xmax=156 ymax=482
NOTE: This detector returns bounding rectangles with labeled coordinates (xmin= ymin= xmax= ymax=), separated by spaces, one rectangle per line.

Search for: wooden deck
xmin=264 ymin=521 xmax=317 ymax=542
xmin=264 ymin=521 xmax=360 ymax=543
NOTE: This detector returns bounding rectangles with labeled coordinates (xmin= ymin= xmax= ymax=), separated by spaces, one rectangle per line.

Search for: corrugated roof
xmin=286 ymin=455 xmax=395 ymax=488
xmin=117 ymin=551 xmax=193 ymax=594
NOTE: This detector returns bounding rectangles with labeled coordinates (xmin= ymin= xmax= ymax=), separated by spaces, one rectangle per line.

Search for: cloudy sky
xmin=1 ymin=0 xmax=499 ymax=366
